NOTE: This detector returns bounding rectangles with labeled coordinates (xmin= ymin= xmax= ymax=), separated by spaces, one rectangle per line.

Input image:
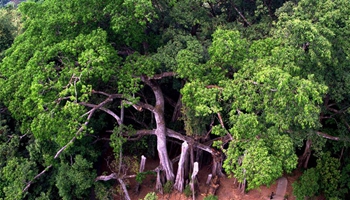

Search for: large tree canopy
xmin=0 ymin=0 xmax=350 ymax=199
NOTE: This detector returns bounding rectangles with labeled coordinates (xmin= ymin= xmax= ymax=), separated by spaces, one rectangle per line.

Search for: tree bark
xmin=206 ymin=174 xmax=212 ymax=185
xmin=298 ymin=139 xmax=312 ymax=168
xmin=141 ymin=75 xmax=175 ymax=182
xmin=191 ymin=162 xmax=199 ymax=200
xmin=155 ymin=167 xmax=163 ymax=194
xmin=207 ymin=175 xmax=220 ymax=196
xmin=166 ymin=129 xmax=225 ymax=177
xmin=118 ymin=178 xmax=131 ymax=200
xmin=135 ymin=155 xmax=146 ymax=193
xmin=174 ymin=141 xmax=189 ymax=192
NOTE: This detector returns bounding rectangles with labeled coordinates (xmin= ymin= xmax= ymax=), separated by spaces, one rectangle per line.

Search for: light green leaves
xmin=181 ymin=26 xmax=323 ymax=191
xmin=209 ymin=29 xmax=248 ymax=71
xmin=223 ymin=137 xmax=295 ymax=191
xmin=1 ymin=157 xmax=37 ymax=200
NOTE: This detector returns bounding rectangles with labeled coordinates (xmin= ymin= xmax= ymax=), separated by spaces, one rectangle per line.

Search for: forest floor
xmin=121 ymin=159 xmax=307 ymax=200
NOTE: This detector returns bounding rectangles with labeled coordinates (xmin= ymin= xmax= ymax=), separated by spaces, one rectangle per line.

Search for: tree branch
xmin=54 ymin=136 xmax=77 ymax=159
xmin=149 ymin=72 xmax=176 ymax=80
xmin=23 ymin=165 xmax=52 ymax=192
xmin=122 ymin=129 xmax=155 ymax=141
xmin=166 ymin=128 xmax=215 ymax=154
xmin=95 ymin=173 xmax=117 ymax=181
xmin=217 ymin=112 xmax=233 ymax=142
xmin=233 ymin=5 xmax=251 ymax=26
xmin=80 ymin=102 xmax=123 ymax=125
xmin=316 ymin=131 xmax=341 ymax=141
xmin=55 ymin=97 xmax=107 ymax=159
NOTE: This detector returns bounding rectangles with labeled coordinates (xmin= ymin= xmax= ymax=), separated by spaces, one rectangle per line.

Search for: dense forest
xmin=0 ymin=0 xmax=349 ymax=199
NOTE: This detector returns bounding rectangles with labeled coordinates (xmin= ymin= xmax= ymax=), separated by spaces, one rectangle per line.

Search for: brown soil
xmin=119 ymin=159 xmax=303 ymax=200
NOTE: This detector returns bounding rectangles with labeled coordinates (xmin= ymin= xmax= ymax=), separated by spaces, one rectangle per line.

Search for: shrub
xmin=183 ymin=184 xmax=192 ymax=197
xmin=292 ymin=168 xmax=320 ymax=200
xmin=143 ymin=192 xmax=158 ymax=200
xmin=163 ymin=181 xmax=173 ymax=194
xmin=204 ymin=194 xmax=218 ymax=200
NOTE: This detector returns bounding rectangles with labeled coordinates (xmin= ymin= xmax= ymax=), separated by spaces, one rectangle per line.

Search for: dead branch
xmin=233 ymin=5 xmax=251 ymax=26
xmin=55 ymin=95 xmax=112 ymax=159
xmin=54 ymin=136 xmax=77 ymax=159
xmin=95 ymin=173 xmax=117 ymax=181
xmin=23 ymin=165 xmax=52 ymax=192
xmin=316 ymin=131 xmax=341 ymax=141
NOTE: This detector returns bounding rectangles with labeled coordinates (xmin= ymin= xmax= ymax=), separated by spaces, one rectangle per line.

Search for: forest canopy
xmin=0 ymin=0 xmax=350 ymax=199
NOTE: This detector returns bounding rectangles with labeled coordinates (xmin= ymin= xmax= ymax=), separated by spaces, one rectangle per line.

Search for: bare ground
xmin=119 ymin=159 xmax=303 ymax=200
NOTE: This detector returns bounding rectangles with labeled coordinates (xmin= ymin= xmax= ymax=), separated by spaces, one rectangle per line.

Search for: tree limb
xmin=54 ymin=136 xmax=77 ymax=159
xmin=166 ymin=128 xmax=215 ymax=154
xmin=80 ymin=102 xmax=123 ymax=125
xmin=149 ymin=72 xmax=176 ymax=80
xmin=23 ymin=165 xmax=52 ymax=192
xmin=233 ymin=5 xmax=251 ymax=26
xmin=95 ymin=173 xmax=117 ymax=181
xmin=217 ymin=112 xmax=233 ymax=142
xmin=316 ymin=131 xmax=341 ymax=141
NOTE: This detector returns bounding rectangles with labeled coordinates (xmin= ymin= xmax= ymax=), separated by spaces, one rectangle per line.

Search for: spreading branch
xmin=80 ymin=102 xmax=123 ymax=125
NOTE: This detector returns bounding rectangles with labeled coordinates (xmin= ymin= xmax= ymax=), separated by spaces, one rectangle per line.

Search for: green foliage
xmin=183 ymin=184 xmax=192 ymax=197
xmin=180 ymin=18 xmax=328 ymax=191
xmin=163 ymin=181 xmax=173 ymax=194
xmin=0 ymin=6 xmax=22 ymax=57
xmin=1 ymin=157 xmax=37 ymax=200
xmin=339 ymin=158 xmax=350 ymax=198
xmin=204 ymin=194 xmax=218 ymax=200
xmin=110 ymin=126 xmax=127 ymax=158
xmin=94 ymin=181 xmax=114 ymax=200
xmin=182 ymin=106 xmax=211 ymax=136
xmin=224 ymin=136 xmax=296 ymax=191
xmin=136 ymin=171 xmax=156 ymax=184
xmin=143 ymin=192 xmax=158 ymax=200
xmin=293 ymin=152 xmax=342 ymax=200
xmin=56 ymin=155 xmax=95 ymax=200
xmin=316 ymin=152 xmax=341 ymax=198
xmin=293 ymin=168 xmax=320 ymax=200
xmin=1 ymin=0 xmax=350 ymax=199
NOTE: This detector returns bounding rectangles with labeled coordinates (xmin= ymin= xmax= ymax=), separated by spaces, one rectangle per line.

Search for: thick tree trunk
xmin=211 ymin=149 xmax=225 ymax=177
xmin=143 ymin=76 xmax=174 ymax=182
xmin=298 ymin=139 xmax=312 ymax=168
xmin=174 ymin=141 xmax=189 ymax=192
xmin=167 ymin=129 xmax=226 ymax=177
xmin=155 ymin=127 xmax=174 ymax=182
